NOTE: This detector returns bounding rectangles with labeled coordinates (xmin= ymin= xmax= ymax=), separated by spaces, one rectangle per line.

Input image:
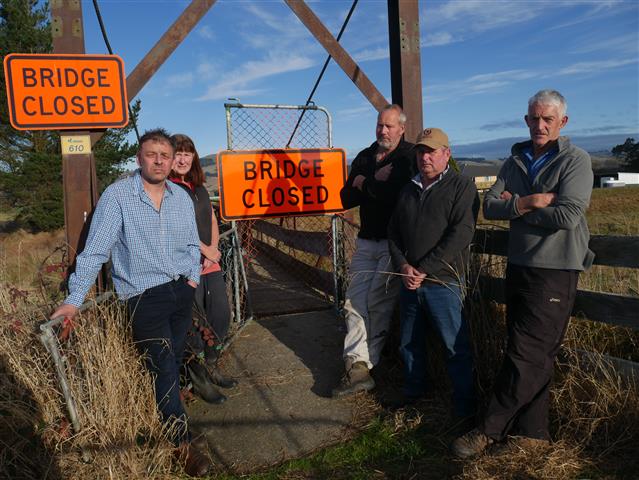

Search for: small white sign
xmin=61 ymin=135 xmax=91 ymax=155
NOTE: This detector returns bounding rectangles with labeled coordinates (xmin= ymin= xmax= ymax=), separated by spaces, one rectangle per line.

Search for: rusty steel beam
xmin=51 ymin=0 xmax=98 ymax=268
xmin=126 ymin=0 xmax=217 ymax=100
xmin=285 ymin=0 xmax=388 ymax=112
xmin=388 ymin=0 xmax=423 ymax=143
xmin=90 ymin=0 xmax=217 ymax=147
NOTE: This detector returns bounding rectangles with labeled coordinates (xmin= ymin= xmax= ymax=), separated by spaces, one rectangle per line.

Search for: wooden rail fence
xmin=248 ymin=219 xmax=639 ymax=332
xmin=248 ymin=219 xmax=639 ymax=379
xmin=473 ymin=228 xmax=639 ymax=330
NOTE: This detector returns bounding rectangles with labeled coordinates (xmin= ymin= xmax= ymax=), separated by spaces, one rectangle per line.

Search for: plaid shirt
xmin=65 ymin=170 xmax=201 ymax=307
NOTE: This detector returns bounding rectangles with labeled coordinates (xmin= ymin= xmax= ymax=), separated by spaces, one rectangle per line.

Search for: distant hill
xmin=453 ymin=133 xmax=638 ymax=160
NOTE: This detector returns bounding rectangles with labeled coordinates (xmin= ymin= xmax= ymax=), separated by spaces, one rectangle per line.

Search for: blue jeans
xmin=399 ymin=282 xmax=475 ymax=417
xmin=127 ymin=277 xmax=195 ymax=445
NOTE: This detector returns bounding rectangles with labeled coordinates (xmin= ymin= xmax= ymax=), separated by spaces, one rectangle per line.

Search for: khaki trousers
xmin=342 ymin=238 xmax=400 ymax=369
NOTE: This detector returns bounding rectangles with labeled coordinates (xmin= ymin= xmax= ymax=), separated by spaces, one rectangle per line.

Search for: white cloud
xmin=354 ymin=46 xmax=389 ymax=62
xmin=568 ymin=32 xmax=639 ymax=55
xmin=422 ymin=32 xmax=456 ymax=47
xmin=197 ymin=25 xmax=215 ymax=40
xmin=196 ymin=61 xmax=217 ymax=79
xmin=235 ymin=2 xmax=322 ymax=61
xmin=554 ymin=59 xmax=637 ymax=76
xmin=165 ymin=72 xmax=194 ymax=88
xmin=419 ymin=0 xmax=635 ymax=50
xmin=426 ymin=0 xmax=541 ymax=32
xmin=424 ymin=58 xmax=638 ymax=103
xmin=337 ymin=105 xmax=374 ymax=120
xmin=241 ymin=2 xmax=309 ymax=40
xmin=197 ymin=53 xmax=316 ymax=101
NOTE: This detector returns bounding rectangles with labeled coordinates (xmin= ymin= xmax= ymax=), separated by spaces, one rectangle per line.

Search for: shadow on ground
xmin=0 ymin=353 xmax=63 ymax=479
xmin=187 ymin=310 xmax=362 ymax=473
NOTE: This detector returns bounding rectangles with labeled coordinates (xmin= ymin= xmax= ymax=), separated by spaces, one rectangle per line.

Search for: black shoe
xmin=188 ymin=363 xmax=227 ymax=404
xmin=208 ymin=365 xmax=238 ymax=389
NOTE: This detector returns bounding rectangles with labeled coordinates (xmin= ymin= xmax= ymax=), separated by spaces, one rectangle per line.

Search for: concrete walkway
xmin=187 ymin=310 xmax=371 ymax=474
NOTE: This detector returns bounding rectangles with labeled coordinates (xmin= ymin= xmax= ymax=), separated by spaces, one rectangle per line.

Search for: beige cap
xmin=415 ymin=128 xmax=449 ymax=149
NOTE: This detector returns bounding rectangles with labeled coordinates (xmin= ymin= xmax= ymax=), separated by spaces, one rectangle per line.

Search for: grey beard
xmin=377 ymin=139 xmax=393 ymax=150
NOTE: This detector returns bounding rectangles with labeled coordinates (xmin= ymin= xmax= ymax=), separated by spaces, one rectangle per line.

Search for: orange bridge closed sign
xmin=3 ymin=53 xmax=128 ymax=130
xmin=217 ymin=149 xmax=346 ymax=220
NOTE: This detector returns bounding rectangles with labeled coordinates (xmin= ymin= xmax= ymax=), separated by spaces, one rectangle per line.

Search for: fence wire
xmin=225 ymin=103 xmax=345 ymax=316
xmin=225 ymin=102 xmax=331 ymax=150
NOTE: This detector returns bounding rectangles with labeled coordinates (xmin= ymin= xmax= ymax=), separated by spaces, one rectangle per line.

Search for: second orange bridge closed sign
xmin=217 ymin=149 xmax=346 ymax=220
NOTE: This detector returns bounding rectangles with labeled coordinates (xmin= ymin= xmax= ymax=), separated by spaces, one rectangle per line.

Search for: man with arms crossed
xmin=333 ymin=104 xmax=414 ymax=397
xmin=452 ymin=90 xmax=594 ymax=457
xmin=51 ymin=129 xmax=211 ymax=477
xmin=388 ymin=128 xmax=478 ymax=417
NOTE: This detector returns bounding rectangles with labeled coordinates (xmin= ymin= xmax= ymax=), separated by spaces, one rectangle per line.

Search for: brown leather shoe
xmin=331 ymin=361 xmax=375 ymax=398
xmin=175 ymin=443 xmax=211 ymax=477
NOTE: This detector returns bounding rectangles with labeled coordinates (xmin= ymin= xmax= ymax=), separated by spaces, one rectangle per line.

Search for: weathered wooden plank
xmin=588 ymin=235 xmax=639 ymax=268
xmin=253 ymin=220 xmax=330 ymax=256
xmin=582 ymin=350 xmax=639 ymax=383
xmin=472 ymin=229 xmax=639 ymax=269
xmin=477 ymin=275 xmax=639 ymax=330
xmin=572 ymin=290 xmax=639 ymax=329
xmin=559 ymin=349 xmax=639 ymax=385
xmin=472 ymin=229 xmax=508 ymax=258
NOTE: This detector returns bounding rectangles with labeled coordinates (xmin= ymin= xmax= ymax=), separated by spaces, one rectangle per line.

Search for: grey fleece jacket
xmin=483 ymin=136 xmax=594 ymax=271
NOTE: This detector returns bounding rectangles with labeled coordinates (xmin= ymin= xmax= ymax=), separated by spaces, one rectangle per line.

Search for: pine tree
xmin=0 ymin=0 xmax=139 ymax=231
xmin=612 ymin=138 xmax=639 ymax=172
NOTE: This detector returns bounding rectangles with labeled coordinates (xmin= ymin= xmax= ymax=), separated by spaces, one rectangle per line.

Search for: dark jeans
xmin=482 ymin=264 xmax=578 ymax=441
xmin=399 ymin=282 xmax=475 ymax=418
xmin=126 ymin=277 xmax=195 ymax=445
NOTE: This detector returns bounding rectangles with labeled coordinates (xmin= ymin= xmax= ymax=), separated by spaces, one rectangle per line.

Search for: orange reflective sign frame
xmin=3 ymin=53 xmax=128 ymax=130
xmin=217 ymin=149 xmax=347 ymax=221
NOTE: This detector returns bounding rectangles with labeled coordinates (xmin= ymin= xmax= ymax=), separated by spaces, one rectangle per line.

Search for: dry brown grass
xmin=0 ymin=186 xmax=637 ymax=479
xmin=0 ymin=229 xmax=66 ymax=292
xmin=0 ymin=286 xmax=178 ymax=479
xmin=454 ymin=251 xmax=639 ymax=480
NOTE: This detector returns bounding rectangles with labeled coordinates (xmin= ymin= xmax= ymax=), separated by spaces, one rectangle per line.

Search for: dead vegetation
xmin=0 ymin=187 xmax=638 ymax=479
xmin=0 ymin=287 xmax=176 ymax=479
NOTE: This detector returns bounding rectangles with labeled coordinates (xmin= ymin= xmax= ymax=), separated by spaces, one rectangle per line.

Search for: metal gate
xmin=224 ymin=101 xmax=344 ymax=317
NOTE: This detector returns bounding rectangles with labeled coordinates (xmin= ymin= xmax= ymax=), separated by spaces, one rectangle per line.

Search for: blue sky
xmin=82 ymin=0 xmax=639 ymax=158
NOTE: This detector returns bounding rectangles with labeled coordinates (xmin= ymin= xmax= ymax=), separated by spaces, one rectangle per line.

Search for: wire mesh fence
xmin=225 ymin=101 xmax=331 ymax=150
xmin=224 ymin=102 xmax=345 ymax=316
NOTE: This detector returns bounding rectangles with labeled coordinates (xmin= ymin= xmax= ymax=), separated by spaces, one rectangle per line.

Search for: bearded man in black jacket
xmin=388 ymin=128 xmax=478 ymax=419
xmin=332 ymin=104 xmax=414 ymax=398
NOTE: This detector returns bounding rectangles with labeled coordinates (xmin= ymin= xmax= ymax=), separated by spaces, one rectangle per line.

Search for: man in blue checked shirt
xmin=51 ymin=128 xmax=211 ymax=477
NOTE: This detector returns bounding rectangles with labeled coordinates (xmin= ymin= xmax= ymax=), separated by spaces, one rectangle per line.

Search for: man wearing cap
xmin=387 ymin=127 xmax=478 ymax=417
xmin=332 ymin=104 xmax=414 ymax=398
xmin=452 ymin=90 xmax=593 ymax=458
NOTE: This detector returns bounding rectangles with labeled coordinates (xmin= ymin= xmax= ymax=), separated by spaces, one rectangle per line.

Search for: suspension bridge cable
xmin=286 ymin=0 xmax=359 ymax=148
xmin=91 ymin=0 xmax=141 ymax=144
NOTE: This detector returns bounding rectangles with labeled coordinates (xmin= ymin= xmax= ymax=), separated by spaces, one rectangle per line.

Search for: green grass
xmin=210 ymin=415 xmax=454 ymax=480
